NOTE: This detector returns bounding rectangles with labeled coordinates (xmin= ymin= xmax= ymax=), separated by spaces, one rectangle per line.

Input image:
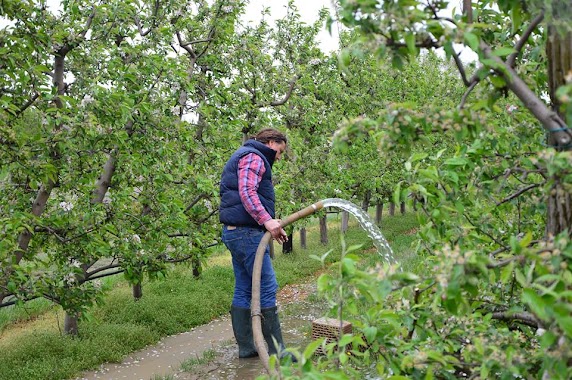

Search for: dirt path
xmin=76 ymin=280 xmax=325 ymax=380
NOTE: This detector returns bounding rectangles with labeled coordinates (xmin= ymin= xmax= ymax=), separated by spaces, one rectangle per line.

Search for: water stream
xmin=321 ymin=198 xmax=394 ymax=264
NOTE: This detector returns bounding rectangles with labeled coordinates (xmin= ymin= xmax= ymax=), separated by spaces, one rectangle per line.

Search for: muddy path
xmin=77 ymin=280 xmax=327 ymax=380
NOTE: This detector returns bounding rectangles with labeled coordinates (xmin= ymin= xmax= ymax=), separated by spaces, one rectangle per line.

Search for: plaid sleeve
xmin=238 ymin=153 xmax=272 ymax=225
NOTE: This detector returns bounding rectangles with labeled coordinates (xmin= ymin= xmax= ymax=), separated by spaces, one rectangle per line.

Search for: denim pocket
xmin=222 ymin=227 xmax=243 ymax=245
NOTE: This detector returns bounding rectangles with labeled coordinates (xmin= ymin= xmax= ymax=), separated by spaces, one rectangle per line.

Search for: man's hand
xmin=263 ymin=219 xmax=288 ymax=244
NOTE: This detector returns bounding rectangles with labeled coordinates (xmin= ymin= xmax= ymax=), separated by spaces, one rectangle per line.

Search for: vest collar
xmin=244 ymin=139 xmax=277 ymax=167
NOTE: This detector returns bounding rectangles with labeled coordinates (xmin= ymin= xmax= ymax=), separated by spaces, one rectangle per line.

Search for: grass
xmin=0 ymin=210 xmax=420 ymax=380
xmin=180 ymin=348 xmax=219 ymax=372
xmin=0 ymin=298 xmax=54 ymax=333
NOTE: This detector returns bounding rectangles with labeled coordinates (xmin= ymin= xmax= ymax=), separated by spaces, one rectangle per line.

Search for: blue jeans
xmin=222 ymin=225 xmax=278 ymax=309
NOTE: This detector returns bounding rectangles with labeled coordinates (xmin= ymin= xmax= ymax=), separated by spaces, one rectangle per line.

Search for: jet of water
xmin=321 ymin=198 xmax=394 ymax=264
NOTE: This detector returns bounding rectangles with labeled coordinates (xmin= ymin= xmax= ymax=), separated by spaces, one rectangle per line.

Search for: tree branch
xmin=495 ymin=183 xmax=542 ymax=206
xmin=263 ymin=74 xmax=300 ymax=107
xmin=452 ymin=51 xmax=470 ymax=86
xmin=92 ymin=149 xmax=117 ymax=203
xmin=480 ymin=41 xmax=572 ymax=147
xmin=459 ymin=81 xmax=478 ymax=109
xmin=487 ymin=255 xmax=525 ymax=268
xmin=507 ymin=12 xmax=544 ymax=68
xmin=176 ymin=31 xmax=197 ymax=58
xmin=184 ymin=193 xmax=207 ymax=213
xmin=14 ymin=92 xmax=40 ymax=117
xmin=491 ymin=311 xmax=541 ymax=328
xmin=134 ymin=0 xmax=160 ymax=37
xmin=86 ymin=260 xmax=121 ymax=278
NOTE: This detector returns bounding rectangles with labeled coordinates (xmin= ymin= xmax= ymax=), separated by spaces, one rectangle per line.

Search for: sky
xmin=0 ymin=0 xmax=475 ymax=64
xmin=0 ymin=0 xmax=340 ymax=51
xmin=242 ymin=0 xmax=340 ymax=53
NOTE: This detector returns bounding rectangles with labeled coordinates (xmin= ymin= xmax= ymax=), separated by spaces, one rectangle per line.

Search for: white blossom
xmin=308 ymin=58 xmax=321 ymax=66
xmin=102 ymin=191 xmax=112 ymax=205
xmin=506 ymin=104 xmax=518 ymax=114
xmin=63 ymin=273 xmax=76 ymax=285
xmin=204 ymin=199 xmax=213 ymax=212
xmin=81 ymin=94 xmax=94 ymax=107
xmin=222 ymin=5 xmax=234 ymax=13
xmin=70 ymin=259 xmax=81 ymax=268
xmin=132 ymin=234 xmax=141 ymax=244
xmin=59 ymin=201 xmax=74 ymax=212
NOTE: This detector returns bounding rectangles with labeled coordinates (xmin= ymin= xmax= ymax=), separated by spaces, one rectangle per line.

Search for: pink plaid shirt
xmin=238 ymin=153 xmax=272 ymax=225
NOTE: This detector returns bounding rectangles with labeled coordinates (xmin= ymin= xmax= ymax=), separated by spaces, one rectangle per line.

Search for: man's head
xmin=254 ymin=128 xmax=288 ymax=161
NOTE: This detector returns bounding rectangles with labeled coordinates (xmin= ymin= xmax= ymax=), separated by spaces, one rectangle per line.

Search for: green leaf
xmin=363 ymin=326 xmax=378 ymax=343
xmin=500 ymin=261 xmax=515 ymax=284
xmin=444 ymin=157 xmax=469 ymax=166
xmin=464 ymin=32 xmax=479 ymax=51
xmin=490 ymin=76 xmax=506 ymax=88
xmin=405 ymin=33 xmax=416 ymax=55
xmin=393 ymin=181 xmax=402 ymax=205
xmin=522 ymin=288 xmax=549 ymax=321
xmin=304 ymin=338 xmax=325 ymax=359
xmin=554 ymin=311 xmax=572 ymax=336
xmin=511 ymin=5 xmax=522 ymax=34
xmin=493 ymin=47 xmax=516 ymax=57
xmin=339 ymin=49 xmax=351 ymax=69
xmin=515 ymin=268 xmax=527 ymax=286
xmin=338 ymin=334 xmax=354 ymax=347
xmin=411 ymin=152 xmax=428 ymax=162
xmin=480 ymin=58 xmax=507 ymax=71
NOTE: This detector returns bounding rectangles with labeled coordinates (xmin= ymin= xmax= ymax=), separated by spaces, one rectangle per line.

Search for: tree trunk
xmin=319 ymin=215 xmax=328 ymax=245
xmin=400 ymin=202 xmax=406 ymax=215
xmin=300 ymin=227 xmax=307 ymax=249
xmin=546 ymin=28 xmax=572 ymax=236
xmin=362 ymin=190 xmax=371 ymax=211
xmin=132 ymin=283 xmax=142 ymax=300
xmin=341 ymin=211 xmax=349 ymax=233
xmin=192 ymin=256 xmax=201 ymax=278
xmin=375 ymin=202 xmax=384 ymax=224
xmin=389 ymin=202 xmax=396 ymax=216
xmin=282 ymin=233 xmax=294 ymax=253
xmin=64 ymin=313 xmax=78 ymax=336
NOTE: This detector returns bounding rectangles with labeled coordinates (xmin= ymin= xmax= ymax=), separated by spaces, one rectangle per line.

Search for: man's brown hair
xmin=253 ymin=128 xmax=288 ymax=145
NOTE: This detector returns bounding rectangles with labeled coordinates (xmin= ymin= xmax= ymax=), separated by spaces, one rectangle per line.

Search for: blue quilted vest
xmin=219 ymin=140 xmax=276 ymax=227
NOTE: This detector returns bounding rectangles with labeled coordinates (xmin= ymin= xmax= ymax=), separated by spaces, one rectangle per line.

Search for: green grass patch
xmin=0 ymin=211 xmax=420 ymax=380
xmin=0 ymin=297 xmax=54 ymax=333
xmin=180 ymin=348 xmax=219 ymax=372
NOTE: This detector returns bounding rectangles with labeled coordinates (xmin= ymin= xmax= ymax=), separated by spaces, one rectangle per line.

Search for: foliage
xmin=0 ymin=0 xmax=333 ymax=333
xmin=268 ymin=0 xmax=572 ymax=379
xmin=0 ymin=213 xmax=420 ymax=380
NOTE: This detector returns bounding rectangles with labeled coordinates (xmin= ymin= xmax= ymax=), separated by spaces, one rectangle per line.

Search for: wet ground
xmin=77 ymin=280 xmax=327 ymax=380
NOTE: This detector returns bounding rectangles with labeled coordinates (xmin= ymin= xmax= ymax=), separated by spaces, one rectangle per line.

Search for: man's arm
xmin=238 ymin=154 xmax=287 ymax=243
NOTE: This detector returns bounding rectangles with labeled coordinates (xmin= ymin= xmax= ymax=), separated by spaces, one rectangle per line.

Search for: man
xmin=219 ymin=128 xmax=290 ymax=359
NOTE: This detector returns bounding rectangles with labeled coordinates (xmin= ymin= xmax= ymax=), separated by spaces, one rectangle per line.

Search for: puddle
xmin=77 ymin=281 xmax=328 ymax=380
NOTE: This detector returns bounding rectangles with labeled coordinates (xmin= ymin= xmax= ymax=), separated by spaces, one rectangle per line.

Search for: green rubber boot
xmin=261 ymin=306 xmax=297 ymax=362
xmin=230 ymin=305 xmax=258 ymax=358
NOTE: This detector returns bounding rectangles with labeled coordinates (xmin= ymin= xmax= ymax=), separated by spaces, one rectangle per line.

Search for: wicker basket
xmin=311 ymin=317 xmax=352 ymax=355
